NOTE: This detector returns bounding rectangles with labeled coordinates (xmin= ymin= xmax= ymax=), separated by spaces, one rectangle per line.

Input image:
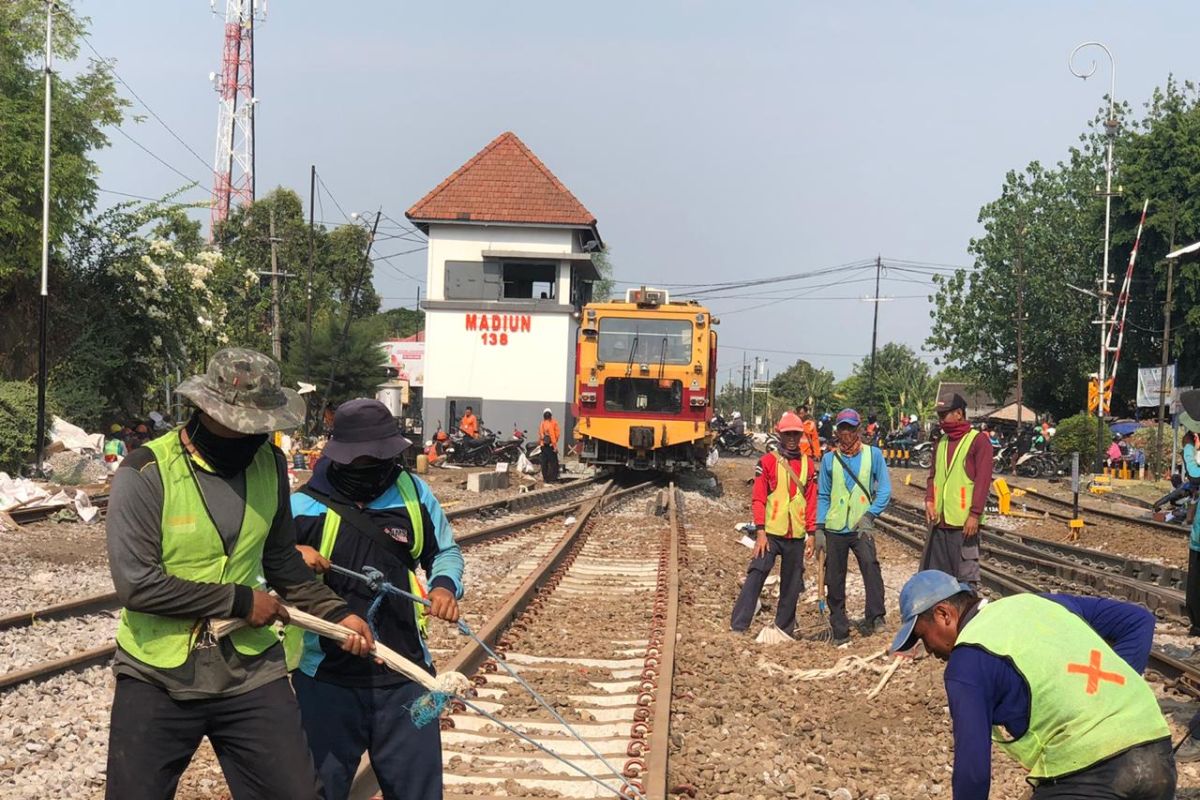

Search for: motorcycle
xmin=716 ymin=427 xmax=758 ymax=457
xmin=911 ymin=441 xmax=934 ymax=469
xmin=489 ymin=426 xmax=529 ymax=465
xmin=446 ymin=427 xmax=498 ymax=466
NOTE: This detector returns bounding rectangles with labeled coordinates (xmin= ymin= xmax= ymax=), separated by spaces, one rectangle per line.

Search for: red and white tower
xmin=210 ymin=0 xmax=263 ymax=233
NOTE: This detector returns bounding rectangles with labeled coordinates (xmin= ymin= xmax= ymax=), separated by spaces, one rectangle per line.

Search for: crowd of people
xmin=100 ymin=344 xmax=1197 ymax=800
xmin=729 ymin=390 xmax=1185 ymax=799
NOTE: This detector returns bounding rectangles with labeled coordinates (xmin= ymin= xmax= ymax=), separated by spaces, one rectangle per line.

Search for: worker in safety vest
xmin=794 ymin=404 xmax=822 ymax=459
xmin=291 ymin=399 xmax=464 ymax=800
xmin=730 ymin=412 xmax=818 ymax=635
xmin=814 ymin=408 xmax=890 ymax=644
xmin=890 ymin=571 xmax=1175 ymax=799
xmin=923 ymin=391 xmax=992 ymax=591
xmin=459 ymin=406 xmax=479 ymax=440
xmin=538 ymin=408 xmax=561 ymax=483
xmin=105 ymin=348 xmax=375 ymax=800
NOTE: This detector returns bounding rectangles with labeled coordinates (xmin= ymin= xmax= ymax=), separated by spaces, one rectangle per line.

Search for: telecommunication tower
xmin=210 ymin=0 xmax=265 ymax=233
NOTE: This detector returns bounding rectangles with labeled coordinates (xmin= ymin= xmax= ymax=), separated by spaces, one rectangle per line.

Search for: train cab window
xmin=597 ymin=318 xmax=691 ymax=365
xmin=501 ymin=262 xmax=557 ymax=300
xmin=603 ymin=378 xmax=683 ymax=413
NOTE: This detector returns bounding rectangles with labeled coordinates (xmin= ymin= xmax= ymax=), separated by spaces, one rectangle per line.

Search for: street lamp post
xmin=1070 ymin=41 xmax=1119 ymax=472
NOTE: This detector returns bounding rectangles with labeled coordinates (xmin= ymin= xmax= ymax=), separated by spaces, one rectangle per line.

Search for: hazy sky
xmin=79 ymin=1 xmax=1199 ymax=383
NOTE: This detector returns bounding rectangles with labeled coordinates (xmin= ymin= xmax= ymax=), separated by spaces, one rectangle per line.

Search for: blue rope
xmin=329 ymin=563 xmax=645 ymax=800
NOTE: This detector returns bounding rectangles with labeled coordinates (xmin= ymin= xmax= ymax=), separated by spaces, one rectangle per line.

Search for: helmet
xmin=776 ymin=411 xmax=804 ymax=433
xmin=436 ymin=430 xmax=449 ymax=441
xmin=731 ymin=411 xmax=741 ymax=419
xmin=110 ymin=423 xmax=123 ymax=434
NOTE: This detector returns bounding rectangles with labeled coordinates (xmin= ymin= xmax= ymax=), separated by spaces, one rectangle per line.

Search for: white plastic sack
xmin=0 ymin=472 xmax=51 ymax=512
xmin=49 ymin=416 xmax=104 ymax=454
xmin=516 ymin=452 xmax=537 ymax=475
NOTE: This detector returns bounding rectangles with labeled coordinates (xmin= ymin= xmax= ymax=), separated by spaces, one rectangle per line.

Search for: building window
xmin=501 ymin=262 xmax=557 ymax=300
xmin=597 ymin=318 xmax=692 ymax=365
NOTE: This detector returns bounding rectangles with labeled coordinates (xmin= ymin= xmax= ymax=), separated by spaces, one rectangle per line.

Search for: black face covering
xmin=328 ymin=458 xmax=401 ymax=502
xmin=185 ymin=413 xmax=268 ymax=477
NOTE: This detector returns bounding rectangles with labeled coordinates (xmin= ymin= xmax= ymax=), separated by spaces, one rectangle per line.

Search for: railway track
xmin=873 ymin=512 xmax=1200 ymax=698
xmin=349 ymin=479 xmax=679 ymax=800
xmin=0 ymin=475 xmax=615 ymax=693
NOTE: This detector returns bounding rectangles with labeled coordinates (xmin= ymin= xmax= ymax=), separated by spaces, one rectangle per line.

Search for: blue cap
xmin=890 ymin=570 xmax=973 ymax=654
xmin=835 ymin=408 xmax=860 ymax=428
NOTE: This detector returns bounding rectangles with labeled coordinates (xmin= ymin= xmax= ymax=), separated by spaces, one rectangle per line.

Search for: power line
xmin=72 ymin=28 xmax=213 ymax=174
xmin=111 ymin=125 xmax=210 ymax=192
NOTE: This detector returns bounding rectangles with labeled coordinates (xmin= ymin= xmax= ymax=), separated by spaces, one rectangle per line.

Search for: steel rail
xmin=887 ymin=499 xmax=1187 ymax=590
xmin=0 ymin=481 xmax=616 ymax=693
xmin=881 ymin=511 xmax=1186 ymax=622
xmin=640 ymin=483 xmax=682 ymax=800
xmin=347 ymin=478 xmax=662 ymax=800
xmin=874 ymin=517 xmax=1200 ymax=696
xmin=444 ymin=474 xmax=605 ymax=521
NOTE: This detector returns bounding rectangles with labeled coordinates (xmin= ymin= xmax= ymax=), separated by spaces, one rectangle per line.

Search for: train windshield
xmin=597 ymin=318 xmax=692 ymax=365
xmin=603 ymin=378 xmax=683 ymax=413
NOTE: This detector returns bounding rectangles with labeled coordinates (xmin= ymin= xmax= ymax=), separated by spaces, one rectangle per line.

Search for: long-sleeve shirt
xmin=1183 ymin=443 xmax=1200 ymax=481
xmin=292 ymin=459 xmax=464 ymax=686
xmin=925 ymin=432 xmax=993 ymax=529
xmin=945 ymin=594 xmax=1157 ymax=799
xmin=751 ymin=452 xmax=818 ymax=535
xmin=107 ymin=440 xmax=351 ymax=700
xmin=816 ymin=446 xmax=892 ymax=532
xmin=539 ymin=419 xmax=560 ymax=448
xmin=799 ymin=419 xmax=821 ymax=459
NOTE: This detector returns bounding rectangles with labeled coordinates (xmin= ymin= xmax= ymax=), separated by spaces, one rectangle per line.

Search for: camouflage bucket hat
xmin=175 ymin=348 xmax=305 ymax=434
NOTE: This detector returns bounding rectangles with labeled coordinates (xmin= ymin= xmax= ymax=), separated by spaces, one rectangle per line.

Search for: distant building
xmin=406 ymin=131 xmax=602 ymax=447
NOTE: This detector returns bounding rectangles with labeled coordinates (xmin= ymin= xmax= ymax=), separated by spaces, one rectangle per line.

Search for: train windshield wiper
xmin=625 ymin=333 xmax=639 ymax=377
xmin=658 ymin=336 xmax=668 ymax=379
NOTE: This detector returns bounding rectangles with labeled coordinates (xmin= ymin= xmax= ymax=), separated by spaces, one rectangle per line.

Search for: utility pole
xmin=320 ymin=210 xmax=381 ymax=411
xmin=868 ymin=254 xmax=882 ymax=417
xmin=740 ymin=351 xmax=747 ymax=421
xmin=1070 ymin=41 xmax=1119 ymax=472
xmin=1156 ymin=215 xmax=1180 ymax=477
xmin=34 ymin=1 xmax=55 ymax=478
xmin=267 ymin=209 xmax=282 ymax=359
xmin=305 ymin=164 xmax=316 ymax=382
xmin=1013 ymin=229 xmax=1027 ymax=472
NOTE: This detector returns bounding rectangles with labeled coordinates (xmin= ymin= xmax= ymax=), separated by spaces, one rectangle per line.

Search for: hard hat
xmin=543 ymin=408 xmax=552 ymax=416
xmin=110 ymin=423 xmax=123 ymax=433
xmin=776 ymin=411 xmax=804 ymax=433
xmin=731 ymin=411 xmax=741 ymax=419
xmin=436 ymin=430 xmax=449 ymax=441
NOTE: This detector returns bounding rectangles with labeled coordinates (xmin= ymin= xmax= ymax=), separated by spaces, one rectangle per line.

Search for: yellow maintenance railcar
xmin=573 ymin=288 xmax=717 ymax=471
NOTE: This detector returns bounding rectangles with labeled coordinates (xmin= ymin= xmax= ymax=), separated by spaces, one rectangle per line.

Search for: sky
xmin=78 ymin=1 xmax=1200 ymax=384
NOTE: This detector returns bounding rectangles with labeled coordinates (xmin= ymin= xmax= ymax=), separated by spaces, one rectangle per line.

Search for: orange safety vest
xmin=799 ymin=419 xmax=820 ymax=458
xmin=764 ymin=454 xmax=809 ymax=538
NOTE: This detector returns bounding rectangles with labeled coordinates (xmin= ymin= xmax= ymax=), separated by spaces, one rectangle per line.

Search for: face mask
xmin=185 ymin=413 xmax=267 ymax=477
xmin=328 ymin=459 xmax=401 ymax=502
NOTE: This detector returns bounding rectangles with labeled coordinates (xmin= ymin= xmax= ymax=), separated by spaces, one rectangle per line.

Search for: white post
xmin=40 ymin=2 xmax=53 ymax=299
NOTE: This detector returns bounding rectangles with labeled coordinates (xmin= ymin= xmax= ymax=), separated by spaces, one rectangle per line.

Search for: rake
xmin=791 ymin=548 xmax=833 ymax=643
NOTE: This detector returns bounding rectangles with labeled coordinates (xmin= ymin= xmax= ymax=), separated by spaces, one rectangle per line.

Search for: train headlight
xmin=689 ymin=397 xmax=708 ymax=407
xmin=580 ymin=392 xmax=597 ymax=404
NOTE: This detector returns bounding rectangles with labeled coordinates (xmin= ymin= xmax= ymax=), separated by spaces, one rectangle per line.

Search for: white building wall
xmin=424 ymin=223 xmax=575 ymax=301
xmin=424 ymin=309 xmax=572 ymax=403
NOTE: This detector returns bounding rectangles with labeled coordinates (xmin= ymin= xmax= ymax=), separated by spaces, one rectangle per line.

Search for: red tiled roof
xmin=406 ymin=132 xmax=597 ymax=228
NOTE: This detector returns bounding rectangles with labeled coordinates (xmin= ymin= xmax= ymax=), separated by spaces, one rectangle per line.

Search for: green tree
xmin=930 ymin=79 xmax=1200 ymax=418
xmin=375 ymin=307 xmax=425 ymax=338
xmin=288 ymin=315 xmax=389 ymax=405
xmin=769 ymin=359 xmax=837 ymax=412
xmin=0 ymin=1 xmax=126 ymax=379
xmin=590 ymin=248 xmax=615 ymax=301
xmin=838 ymin=343 xmax=938 ymax=425
xmin=1050 ymin=413 xmax=1103 ymax=459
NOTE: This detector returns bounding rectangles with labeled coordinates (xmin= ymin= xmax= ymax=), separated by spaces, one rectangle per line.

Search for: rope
xmin=329 ymin=563 xmax=645 ymax=800
xmin=758 ymin=648 xmax=891 ymax=681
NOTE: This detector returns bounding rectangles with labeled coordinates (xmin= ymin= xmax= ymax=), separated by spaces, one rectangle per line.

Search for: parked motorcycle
xmin=446 ymin=427 xmax=498 ymax=466
xmin=716 ymin=427 xmax=758 ymax=457
xmin=912 ymin=441 xmax=934 ymax=469
xmin=489 ymin=426 xmax=529 ymax=465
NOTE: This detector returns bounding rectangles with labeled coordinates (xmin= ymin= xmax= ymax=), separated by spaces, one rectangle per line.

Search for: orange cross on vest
xmin=1066 ymin=649 xmax=1126 ymax=695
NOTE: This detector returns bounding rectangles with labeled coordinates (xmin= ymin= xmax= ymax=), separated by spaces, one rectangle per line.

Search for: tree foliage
xmin=1050 ymin=413 xmax=1103 ymax=459
xmin=834 ymin=343 xmax=941 ymax=425
xmin=0 ymin=1 xmax=126 ymax=378
xmin=930 ymin=78 xmax=1200 ymax=419
xmin=375 ymin=307 xmax=425 ymax=339
xmin=590 ymin=248 xmax=615 ymax=301
xmin=0 ymin=381 xmax=56 ymax=474
xmin=769 ymin=360 xmax=837 ymax=412
xmin=287 ymin=315 xmax=389 ymax=405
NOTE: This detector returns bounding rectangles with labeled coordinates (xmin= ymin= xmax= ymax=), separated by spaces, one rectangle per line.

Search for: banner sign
xmin=381 ymin=340 xmax=425 ymax=387
xmin=1136 ymin=365 xmax=1176 ymax=408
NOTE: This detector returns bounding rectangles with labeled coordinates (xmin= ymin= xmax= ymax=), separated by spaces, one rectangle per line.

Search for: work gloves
xmin=855 ymin=513 xmax=876 ymax=542
xmin=813 ymin=527 xmax=826 ymax=552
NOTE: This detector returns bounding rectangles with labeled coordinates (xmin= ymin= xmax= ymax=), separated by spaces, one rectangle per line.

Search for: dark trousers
xmin=730 ymin=536 xmax=806 ymax=632
xmin=1031 ymin=739 xmax=1175 ymax=799
xmin=106 ymin=675 xmax=320 ymax=800
xmin=919 ymin=526 xmax=981 ymax=590
xmin=293 ymin=672 xmax=442 ymax=800
xmin=1188 ymin=549 xmax=1200 ymax=631
xmin=824 ymin=530 xmax=886 ymax=639
xmin=541 ymin=445 xmax=560 ymax=482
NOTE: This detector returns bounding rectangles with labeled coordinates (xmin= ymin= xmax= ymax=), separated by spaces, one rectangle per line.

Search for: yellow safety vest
xmin=934 ymin=430 xmax=981 ymax=527
xmin=116 ymin=432 xmax=281 ymax=668
xmin=764 ymin=454 xmax=809 ymax=538
xmin=957 ymin=594 xmax=1169 ymax=779
xmin=826 ymin=449 xmax=873 ymax=532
